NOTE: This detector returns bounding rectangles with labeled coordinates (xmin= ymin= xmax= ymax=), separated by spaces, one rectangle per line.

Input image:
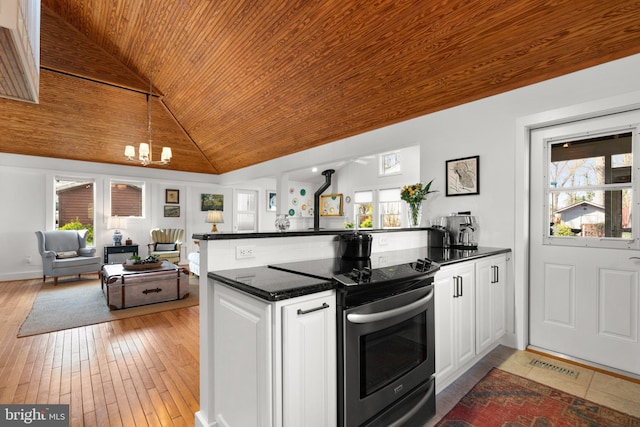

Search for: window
xmin=546 ymin=131 xmax=634 ymax=247
xmin=111 ymin=180 xmax=144 ymax=217
xmin=354 ymin=191 xmax=373 ymax=229
xmin=55 ymin=177 xmax=95 ymax=244
xmin=236 ymin=190 xmax=257 ymax=232
xmin=379 ymin=188 xmax=401 ymax=228
xmin=379 ymin=152 xmax=401 ymax=176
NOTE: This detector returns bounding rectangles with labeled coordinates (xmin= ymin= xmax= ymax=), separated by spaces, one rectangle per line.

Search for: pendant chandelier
xmin=124 ymin=70 xmax=172 ymax=166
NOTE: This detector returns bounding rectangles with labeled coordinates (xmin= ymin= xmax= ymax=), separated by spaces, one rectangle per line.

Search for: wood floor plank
xmin=0 ymin=277 xmax=200 ymax=426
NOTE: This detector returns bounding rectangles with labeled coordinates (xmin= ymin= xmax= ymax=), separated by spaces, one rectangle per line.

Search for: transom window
xmin=379 ymin=152 xmax=401 ymax=176
xmin=545 ymin=131 xmax=635 ymax=248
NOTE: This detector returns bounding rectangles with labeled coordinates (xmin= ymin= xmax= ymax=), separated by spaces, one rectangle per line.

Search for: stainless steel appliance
xmin=445 ymin=213 xmax=479 ymax=249
xmin=269 ymin=250 xmax=440 ymax=427
xmin=334 ymin=258 xmax=439 ymax=427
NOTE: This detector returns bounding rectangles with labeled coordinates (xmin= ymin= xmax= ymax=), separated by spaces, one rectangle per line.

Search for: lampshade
xmin=161 ymin=147 xmax=172 ymax=162
xmin=206 ymin=210 xmax=223 ymax=232
xmin=107 ymin=216 xmax=128 ymax=230
xmin=139 ymin=143 xmax=150 ymax=160
xmin=124 ymin=145 xmax=135 ymax=159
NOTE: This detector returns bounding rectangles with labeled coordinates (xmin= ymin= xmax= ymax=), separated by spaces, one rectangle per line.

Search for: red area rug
xmin=436 ymin=368 xmax=640 ymax=426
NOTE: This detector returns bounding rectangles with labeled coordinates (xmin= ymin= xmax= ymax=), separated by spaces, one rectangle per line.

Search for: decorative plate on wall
xmin=300 ymin=189 xmax=307 ymax=196
xmin=289 ymin=208 xmax=295 ymax=216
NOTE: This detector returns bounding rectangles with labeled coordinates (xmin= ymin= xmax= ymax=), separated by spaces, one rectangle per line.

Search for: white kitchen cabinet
xmin=282 ymin=295 xmax=337 ymax=427
xmin=213 ymin=282 xmax=336 ymax=427
xmin=434 ymin=262 xmax=475 ymax=390
xmin=475 ymin=254 xmax=507 ymax=354
xmin=434 ymin=253 xmax=511 ymax=393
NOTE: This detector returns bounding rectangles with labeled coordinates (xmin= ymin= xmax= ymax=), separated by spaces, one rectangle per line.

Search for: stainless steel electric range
xmin=270 ymin=248 xmax=440 ymax=427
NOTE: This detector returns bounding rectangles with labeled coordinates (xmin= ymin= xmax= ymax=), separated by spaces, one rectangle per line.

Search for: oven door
xmin=343 ymin=284 xmax=435 ymax=427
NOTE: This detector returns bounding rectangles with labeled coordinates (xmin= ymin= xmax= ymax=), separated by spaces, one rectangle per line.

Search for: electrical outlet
xmin=379 ymin=236 xmax=388 ymax=246
xmin=25 ymin=255 xmax=32 ymax=264
xmin=236 ymin=245 xmax=256 ymax=259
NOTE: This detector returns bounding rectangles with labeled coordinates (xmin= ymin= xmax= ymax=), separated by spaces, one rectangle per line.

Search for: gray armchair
xmin=35 ymin=230 xmax=102 ymax=285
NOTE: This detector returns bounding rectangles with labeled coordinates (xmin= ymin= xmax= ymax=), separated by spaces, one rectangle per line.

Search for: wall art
xmin=446 ymin=155 xmax=479 ymax=196
xmin=166 ymin=189 xmax=179 ymax=204
xmin=164 ymin=205 xmax=180 ymax=217
xmin=201 ymin=193 xmax=224 ymax=211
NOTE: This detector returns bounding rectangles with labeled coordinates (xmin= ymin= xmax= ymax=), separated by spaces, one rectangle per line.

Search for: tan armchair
xmin=147 ymin=228 xmax=184 ymax=264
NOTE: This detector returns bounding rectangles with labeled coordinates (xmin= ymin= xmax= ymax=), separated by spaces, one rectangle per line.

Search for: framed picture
xmin=267 ymin=190 xmax=277 ymax=211
xmin=320 ymin=193 xmax=343 ymax=216
xmin=201 ymin=193 xmax=224 ymax=211
xmin=166 ymin=189 xmax=179 ymax=204
xmin=164 ymin=205 xmax=180 ymax=217
xmin=446 ymin=155 xmax=480 ymax=196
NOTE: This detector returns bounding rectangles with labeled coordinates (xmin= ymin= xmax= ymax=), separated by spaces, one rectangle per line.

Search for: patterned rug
xmin=436 ymin=368 xmax=640 ymax=426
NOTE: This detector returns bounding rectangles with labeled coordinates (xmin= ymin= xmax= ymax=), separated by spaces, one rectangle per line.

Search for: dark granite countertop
xmin=193 ymin=227 xmax=428 ymax=240
xmin=209 ymin=265 xmax=334 ymax=301
xmin=208 ymin=246 xmax=510 ymax=301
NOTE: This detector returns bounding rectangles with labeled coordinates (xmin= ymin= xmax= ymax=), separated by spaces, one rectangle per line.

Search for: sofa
xmin=35 ymin=230 xmax=102 ymax=285
xmin=188 ymin=252 xmax=200 ymax=276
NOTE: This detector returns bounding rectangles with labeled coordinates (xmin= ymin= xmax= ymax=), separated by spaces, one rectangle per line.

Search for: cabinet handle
xmin=297 ymin=302 xmax=329 ymax=315
xmin=491 ymin=265 xmax=499 ymax=283
xmin=453 ymin=276 xmax=463 ymax=298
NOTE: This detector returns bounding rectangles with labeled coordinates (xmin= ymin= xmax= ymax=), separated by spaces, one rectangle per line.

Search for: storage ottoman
xmin=102 ymin=262 xmax=189 ymax=310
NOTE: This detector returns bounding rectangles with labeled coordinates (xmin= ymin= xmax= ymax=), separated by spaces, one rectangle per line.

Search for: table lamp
xmin=206 ymin=210 xmax=223 ymax=232
xmin=108 ymin=216 xmax=128 ymax=245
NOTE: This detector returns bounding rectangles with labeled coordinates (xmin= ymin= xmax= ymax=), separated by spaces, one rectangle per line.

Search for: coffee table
xmin=102 ymin=261 xmax=189 ymax=310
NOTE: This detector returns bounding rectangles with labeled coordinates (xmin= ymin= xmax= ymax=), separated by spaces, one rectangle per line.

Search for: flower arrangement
xmin=400 ymin=180 xmax=436 ymax=205
xmin=400 ymin=179 xmax=436 ymax=226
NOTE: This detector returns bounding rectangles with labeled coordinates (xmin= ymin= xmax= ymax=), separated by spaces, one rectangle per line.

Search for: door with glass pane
xmin=529 ymin=110 xmax=640 ymax=375
xmin=235 ymin=190 xmax=258 ymax=232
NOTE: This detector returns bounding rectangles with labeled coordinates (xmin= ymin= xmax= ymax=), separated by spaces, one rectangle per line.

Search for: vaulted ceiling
xmin=2 ymin=1 xmax=640 ymax=175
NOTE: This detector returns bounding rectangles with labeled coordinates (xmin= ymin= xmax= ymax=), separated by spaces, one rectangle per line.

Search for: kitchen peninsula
xmin=193 ymin=228 xmax=512 ymax=427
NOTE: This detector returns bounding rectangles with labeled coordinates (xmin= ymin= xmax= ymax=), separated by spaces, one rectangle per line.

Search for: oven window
xmin=359 ymin=312 xmax=427 ymax=397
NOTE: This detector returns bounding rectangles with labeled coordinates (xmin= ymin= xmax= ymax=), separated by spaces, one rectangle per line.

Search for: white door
xmin=529 ymin=110 xmax=640 ymax=375
xmin=234 ymin=190 xmax=258 ymax=232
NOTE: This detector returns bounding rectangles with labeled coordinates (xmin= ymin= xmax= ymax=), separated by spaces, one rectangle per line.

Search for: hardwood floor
xmin=0 ymin=278 xmax=199 ymax=426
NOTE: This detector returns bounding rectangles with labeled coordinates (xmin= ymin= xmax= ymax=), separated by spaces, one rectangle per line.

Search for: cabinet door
xmin=491 ymin=255 xmax=507 ymax=341
xmin=282 ymin=294 xmax=337 ymax=427
xmin=214 ymin=284 xmax=273 ymax=427
xmin=475 ymin=255 xmax=507 ymax=354
xmin=434 ymin=266 xmax=456 ymax=383
xmin=434 ymin=263 xmax=475 ymax=386
xmin=455 ymin=264 xmax=476 ymax=367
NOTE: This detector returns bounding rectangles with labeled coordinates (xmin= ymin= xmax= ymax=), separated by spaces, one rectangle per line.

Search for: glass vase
xmin=407 ymin=203 xmax=423 ymax=228
xmin=275 ymin=214 xmax=290 ymax=232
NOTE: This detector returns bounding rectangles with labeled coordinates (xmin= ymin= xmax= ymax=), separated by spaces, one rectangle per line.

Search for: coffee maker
xmin=445 ymin=213 xmax=479 ymax=249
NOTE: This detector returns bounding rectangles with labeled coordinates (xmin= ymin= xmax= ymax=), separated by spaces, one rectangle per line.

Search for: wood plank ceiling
xmin=5 ymin=0 xmax=640 ymax=175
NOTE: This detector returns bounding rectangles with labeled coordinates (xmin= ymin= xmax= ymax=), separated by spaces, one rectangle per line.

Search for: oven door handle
xmin=346 ymin=288 xmax=433 ymax=324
